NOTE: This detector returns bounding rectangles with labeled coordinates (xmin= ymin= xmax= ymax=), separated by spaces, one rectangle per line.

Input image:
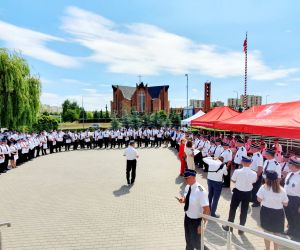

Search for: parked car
xmin=89 ymin=123 xmax=100 ymax=129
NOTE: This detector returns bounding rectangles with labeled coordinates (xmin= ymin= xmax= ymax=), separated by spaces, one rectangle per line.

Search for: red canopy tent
xmin=215 ymin=101 xmax=300 ymax=139
xmin=190 ymin=106 xmax=239 ymax=128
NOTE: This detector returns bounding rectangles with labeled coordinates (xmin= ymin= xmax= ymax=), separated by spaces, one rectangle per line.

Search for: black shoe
xmin=212 ymin=213 xmax=220 ymax=218
xmin=251 ymin=203 xmax=260 ymax=207
xmin=222 ymin=225 xmax=233 ymax=232
xmin=238 ymin=230 xmax=244 ymax=235
xmin=131 ymin=181 xmax=135 ymax=185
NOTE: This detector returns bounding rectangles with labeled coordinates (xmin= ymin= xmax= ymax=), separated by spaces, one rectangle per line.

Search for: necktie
xmin=286 ymin=173 xmax=294 ymax=186
xmin=184 ymin=186 xmax=192 ymax=212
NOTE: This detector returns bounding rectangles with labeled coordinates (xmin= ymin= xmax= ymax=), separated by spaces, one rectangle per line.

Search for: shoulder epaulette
xmin=198 ymin=185 xmax=204 ymax=192
xmin=241 ymin=147 xmax=244 ymax=151
xmin=275 ymin=161 xmax=279 ymax=165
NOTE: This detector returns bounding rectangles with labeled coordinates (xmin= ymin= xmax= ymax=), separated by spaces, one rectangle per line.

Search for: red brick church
xmin=111 ymin=82 xmax=170 ymax=116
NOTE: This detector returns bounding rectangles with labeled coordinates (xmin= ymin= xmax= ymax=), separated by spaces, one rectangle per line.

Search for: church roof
xmin=112 ymin=84 xmax=169 ymax=100
xmin=112 ymin=85 xmax=136 ymax=100
xmin=148 ymin=86 xmax=169 ymax=99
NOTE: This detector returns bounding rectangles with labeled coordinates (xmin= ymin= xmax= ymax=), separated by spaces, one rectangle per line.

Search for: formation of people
xmin=175 ymin=131 xmax=300 ymax=249
xmin=1 ymin=127 xmax=299 ymax=250
xmin=0 ymin=127 xmax=178 ymax=173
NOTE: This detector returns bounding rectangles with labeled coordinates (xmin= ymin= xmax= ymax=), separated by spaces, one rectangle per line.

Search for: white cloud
xmin=0 ymin=21 xmax=79 ymax=68
xmin=41 ymin=91 xmax=111 ymax=111
xmin=275 ymin=82 xmax=288 ymax=86
xmin=61 ymin=6 xmax=299 ymax=80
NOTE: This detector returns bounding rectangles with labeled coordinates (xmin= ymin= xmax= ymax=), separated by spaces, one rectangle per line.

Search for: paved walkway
xmin=0 ymin=147 xmax=293 ymax=249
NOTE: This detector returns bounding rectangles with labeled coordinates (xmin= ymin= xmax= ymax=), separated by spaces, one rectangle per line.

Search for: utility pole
xmin=185 ymin=74 xmax=189 ymax=107
xmin=82 ymin=96 xmax=84 ymax=129
xmin=243 ymin=32 xmax=248 ymax=109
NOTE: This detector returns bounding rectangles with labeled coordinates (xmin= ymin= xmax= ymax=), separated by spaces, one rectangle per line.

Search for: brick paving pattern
xmin=0 ymin=147 xmax=294 ymax=249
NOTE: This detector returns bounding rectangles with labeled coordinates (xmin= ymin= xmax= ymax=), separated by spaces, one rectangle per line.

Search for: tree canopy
xmin=0 ymin=49 xmax=41 ymax=129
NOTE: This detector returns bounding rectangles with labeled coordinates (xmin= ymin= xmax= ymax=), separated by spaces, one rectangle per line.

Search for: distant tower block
xmin=204 ymin=81 xmax=211 ymax=113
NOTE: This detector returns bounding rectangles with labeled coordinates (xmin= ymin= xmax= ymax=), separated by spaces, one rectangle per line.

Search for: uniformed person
xmin=284 ymin=157 xmax=300 ymax=241
xmin=123 ymin=141 xmax=139 ymax=185
xmin=233 ymin=139 xmax=247 ymax=169
xmin=221 ymin=143 xmax=233 ymax=188
xmin=223 ymin=156 xmax=257 ymax=234
xmin=250 ymin=144 xmax=264 ymax=207
xmin=177 ymin=169 xmax=210 ymax=250
xmin=262 ymin=148 xmax=281 ymax=180
xmin=213 ymin=139 xmax=224 ymax=158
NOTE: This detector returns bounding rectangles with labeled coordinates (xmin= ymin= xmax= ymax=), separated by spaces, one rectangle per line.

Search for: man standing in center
xmin=123 ymin=141 xmax=139 ymax=185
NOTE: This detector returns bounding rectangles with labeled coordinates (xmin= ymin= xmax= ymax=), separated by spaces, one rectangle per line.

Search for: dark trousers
xmin=228 ymin=188 xmax=252 ymax=226
xmin=137 ymin=137 xmax=142 ymax=147
xmin=284 ymin=195 xmax=300 ymax=241
xmin=49 ymin=141 xmax=54 ymax=154
xmin=223 ymin=163 xmax=231 ymax=187
xmin=184 ymin=215 xmax=202 ymax=250
xmin=207 ymin=179 xmax=223 ymax=216
xmin=251 ymin=175 xmax=262 ymax=204
xmin=126 ymin=159 xmax=137 ymax=184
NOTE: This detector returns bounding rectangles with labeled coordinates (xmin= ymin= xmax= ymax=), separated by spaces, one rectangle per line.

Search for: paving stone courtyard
xmin=0 ymin=147 xmax=294 ymax=249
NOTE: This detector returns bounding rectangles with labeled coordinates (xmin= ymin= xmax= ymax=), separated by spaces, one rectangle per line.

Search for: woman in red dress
xmin=178 ymin=138 xmax=187 ymax=176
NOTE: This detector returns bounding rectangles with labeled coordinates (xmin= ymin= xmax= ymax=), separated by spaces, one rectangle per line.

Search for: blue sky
xmin=0 ymin=0 xmax=299 ymax=110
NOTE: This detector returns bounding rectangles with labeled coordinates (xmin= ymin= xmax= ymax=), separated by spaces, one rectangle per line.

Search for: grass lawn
xmin=59 ymin=122 xmax=111 ymax=130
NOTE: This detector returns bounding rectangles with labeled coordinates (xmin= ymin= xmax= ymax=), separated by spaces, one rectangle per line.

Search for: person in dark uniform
xmin=250 ymin=144 xmax=264 ymax=207
xmin=177 ymin=169 xmax=210 ymax=250
xmin=123 ymin=141 xmax=139 ymax=185
xmin=222 ymin=156 xmax=257 ymax=234
xmin=284 ymin=157 xmax=300 ymax=242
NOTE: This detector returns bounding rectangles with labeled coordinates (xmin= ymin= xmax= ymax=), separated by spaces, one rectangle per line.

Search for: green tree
xmin=61 ymin=100 xmax=81 ymax=122
xmin=169 ymin=110 xmax=181 ymax=127
xmin=121 ymin=113 xmax=131 ymax=128
xmin=131 ymin=111 xmax=141 ymax=129
xmin=0 ymin=49 xmax=41 ymax=129
xmin=141 ymin=113 xmax=151 ymax=127
xmin=99 ymin=109 xmax=104 ymax=118
xmin=87 ymin=111 xmax=94 ymax=119
xmin=150 ymin=112 xmax=162 ymax=127
xmin=93 ymin=110 xmax=99 ymax=119
xmin=32 ymin=115 xmax=59 ymax=132
xmin=111 ymin=115 xmax=121 ymax=130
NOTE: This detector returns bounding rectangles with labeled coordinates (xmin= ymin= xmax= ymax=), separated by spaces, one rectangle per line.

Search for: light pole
xmin=82 ymin=96 xmax=84 ymax=129
xmin=266 ymin=95 xmax=270 ymax=104
xmin=233 ymin=91 xmax=239 ymax=108
xmin=185 ymin=74 xmax=189 ymax=108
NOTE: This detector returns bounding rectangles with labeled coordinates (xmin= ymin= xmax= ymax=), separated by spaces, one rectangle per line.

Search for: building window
xmin=139 ymin=92 xmax=145 ymax=112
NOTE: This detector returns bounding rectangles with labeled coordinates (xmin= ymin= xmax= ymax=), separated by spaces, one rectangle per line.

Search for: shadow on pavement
xmin=113 ymin=185 xmax=132 ymax=197
xmin=232 ymin=233 xmax=256 ymax=250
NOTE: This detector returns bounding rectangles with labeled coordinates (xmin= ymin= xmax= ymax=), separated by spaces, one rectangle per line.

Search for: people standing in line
xmin=213 ymin=139 xmax=224 ymax=158
xmin=250 ymin=144 xmax=264 ymax=207
xmin=185 ymin=140 xmax=195 ymax=170
xmin=280 ymin=153 xmax=290 ymax=186
xmin=257 ymin=171 xmax=288 ymax=250
xmin=203 ymin=156 xmax=227 ymax=218
xmin=222 ymin=156 xmax=257 ymax=234
xmin=284 ymin=157 xmax=300 ymax=242
xmin=177 ymin=169 xmax=210 ymax=250
xmin=123 ymin=141 xmax=139 ymax=185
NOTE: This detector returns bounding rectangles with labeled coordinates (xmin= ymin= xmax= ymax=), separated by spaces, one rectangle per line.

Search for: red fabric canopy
xmin=190 ymin=106 xmax=239 ymax=128
xmin=215 ymin=101 xmax=300 ymax=139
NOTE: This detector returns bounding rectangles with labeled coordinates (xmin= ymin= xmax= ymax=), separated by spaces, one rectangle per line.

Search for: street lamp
xmin=185 ymin=74 xmax=189 ymax=108
xmin=266 ymin=95 xmax=270 ymax=104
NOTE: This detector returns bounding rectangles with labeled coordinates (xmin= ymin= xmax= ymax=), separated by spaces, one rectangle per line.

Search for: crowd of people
xmin=1 ymin=127 xmax=299 ymax=249
xmin=175 ymin=131 xmax=300 ymax=249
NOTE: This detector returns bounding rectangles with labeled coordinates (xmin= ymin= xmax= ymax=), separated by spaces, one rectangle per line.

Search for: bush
xmin=32 ymin=115 xmax=59 ymax=132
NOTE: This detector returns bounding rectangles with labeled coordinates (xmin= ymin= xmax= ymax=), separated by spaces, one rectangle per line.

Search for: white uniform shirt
xmin=263 ymin=158 xmax=281 ymax=179
xmin=124 ymin=146 xmax=139 ymax=160
xmin=201 ymin=141 xmax=210 ymax=157
xmin=234 ymin=146 xmax=247 ymax=164
xmin=284 ymin=171 xmax=300 ymax=197
xmin=257 ymin=185 xmax=288 ymax=209
xmin=184 ymin=147 xmax=195 ymax=170
xmin=204 ymin=157 xmax=228 ymax=182
xmin=250 ymin=152 xmax=264 ymax=172
xmin=220 ymin=149 xmax=233 ymax=163
xmin=184 ymin=182 xmax=209 ymax=219
xmin=232 ymin=167 xmax=257 ymax=192
xmin=214 ymin=145 xmax=224 ymax=157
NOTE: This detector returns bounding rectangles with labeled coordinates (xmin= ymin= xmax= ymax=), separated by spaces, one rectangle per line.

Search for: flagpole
xmin=244 ymin=32 xmax=248 ymax=108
